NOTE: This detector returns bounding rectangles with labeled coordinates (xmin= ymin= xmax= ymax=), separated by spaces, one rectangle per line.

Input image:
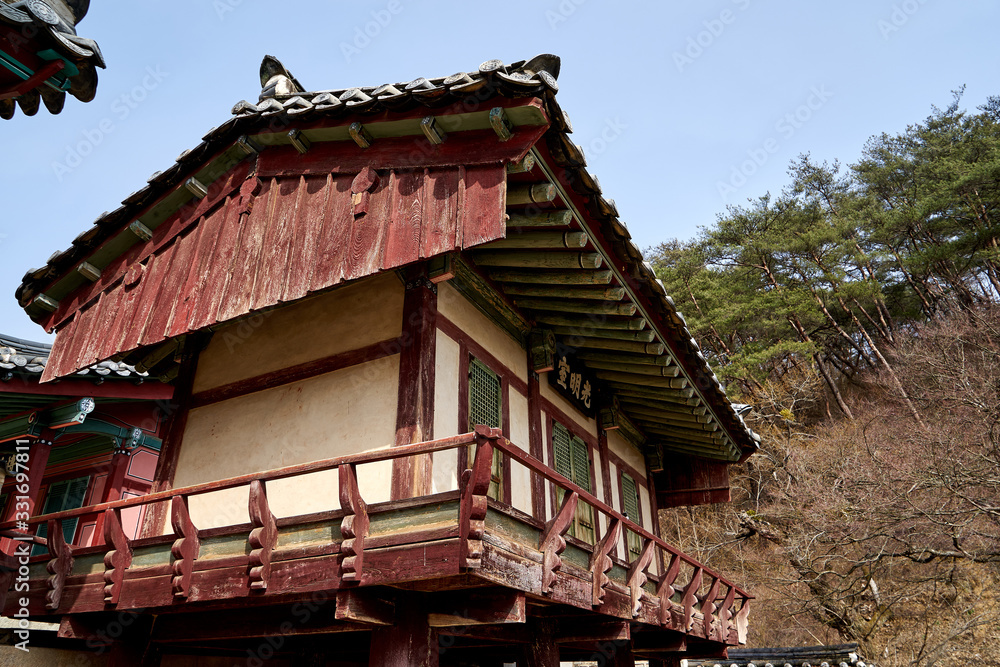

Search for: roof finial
xmin=259 ymin=55 xmax=304 ymax=101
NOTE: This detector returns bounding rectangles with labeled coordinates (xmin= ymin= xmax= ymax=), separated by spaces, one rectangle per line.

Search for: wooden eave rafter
xmin=465 ymin=143 xmax=752 ymax=463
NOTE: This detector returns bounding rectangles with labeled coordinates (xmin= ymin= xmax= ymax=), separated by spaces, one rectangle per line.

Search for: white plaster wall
xmin=436 ymin=282 xmax=527 ymax=384
xmin=192 ymin=273 xmax=404 ymax=393
xmin=508 ymin=387 xmax=532 ymax=515
xmin=607 ymin=430 xmax=646 ymax=483
xmin=432 ymin=330 xmax=461 ymax=494
xmin=174 ymin=355 xmax=399 ymax=529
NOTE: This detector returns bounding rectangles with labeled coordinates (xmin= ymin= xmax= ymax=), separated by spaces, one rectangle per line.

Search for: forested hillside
xmin=651 ymin=90 xmax=1000 ymax=664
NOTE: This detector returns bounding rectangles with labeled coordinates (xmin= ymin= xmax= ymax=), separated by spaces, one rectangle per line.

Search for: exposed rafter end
xmin=287 ymin=129 xmax=311 ymax=154
xmin=236 ymin=135 xmax=262 ymax=155
xmin=185 ymin=177 xmax=208 ymax=199
xmin=490 ymin=106 xmax=514 ymax=141
xmin=349 ymin=122 xmax=373 ymax=149
xmin=420 ymin=116 xmax=447 ymax=145
xmin=128 ymin=220 xmax=153 ymax=242
xmin=33 ymin=294 xmax=59 ymax=312
xmin=76 ymin=261 xmax=101 ymax=282
xmin=506 ymin=153 xmax=535 ymax=174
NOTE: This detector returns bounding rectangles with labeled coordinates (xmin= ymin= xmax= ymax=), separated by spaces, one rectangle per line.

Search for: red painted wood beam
xmin=0 ymin=59 xmax=64 ymax=101
xmin=0 ymin=377 xmax=174 ymax=401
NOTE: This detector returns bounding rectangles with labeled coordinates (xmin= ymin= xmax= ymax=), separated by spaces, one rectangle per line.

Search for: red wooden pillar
xmin=369 ymin=606 xmax=438 ymax=667
xmin=1 ymin=435 xmax=52 ymax=555
xmin=391 ymin=272 xmax=437 ymax=500
xmin=527 ymin=371 xmax=545 ymax=521
xmin=522 ymin=619 xmax=560 ymax=666
xmin=140 ymin=337 xmax=203 ymax=538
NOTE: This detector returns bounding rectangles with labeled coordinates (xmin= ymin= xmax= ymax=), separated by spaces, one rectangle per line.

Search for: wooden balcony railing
xmin=0 ymin=427 xmax=750 ymax=645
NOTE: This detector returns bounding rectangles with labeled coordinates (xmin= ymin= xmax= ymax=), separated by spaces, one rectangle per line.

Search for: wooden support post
xmin=590 ymin=517 xmax=623 ymax=607
xmin=392 ymin=272 xmax=437 ymax=500
xmin=141 ymin=336 xmax=203 ymax=538
xmin=527 ymin=369 xmax=546 ymax=520
xmin=523 ymin=618 xmax=560 ymax=667
xmin=539 ymin=491 xmax=577 ymax=594
xmin=0 ymin=436 xmax=49 ymax=556
xmin=368 ymin=602 xmax=438 ymax=667
xmin=459 ymin=427 xmax=496 ymax=568
xmin=45 ymin=518 xmax=73 ymax=611
xmin=339 ymin=463 xmax=369 ymax=582
xmin=102 ymin=509 xmax=132 ymax=605
xmin=170 ymin=495 xmax=199 ymax=598
xmin=247 ymin=480 xmax=277 ymax=590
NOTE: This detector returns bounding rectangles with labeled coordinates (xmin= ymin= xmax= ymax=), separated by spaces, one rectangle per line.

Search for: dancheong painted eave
xmin=14 ymin=53 xmax=761 ymax=463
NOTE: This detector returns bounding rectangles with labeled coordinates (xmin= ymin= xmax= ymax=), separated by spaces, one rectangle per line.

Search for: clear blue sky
xmin=2 ymin=0 xmax=997 ymax=342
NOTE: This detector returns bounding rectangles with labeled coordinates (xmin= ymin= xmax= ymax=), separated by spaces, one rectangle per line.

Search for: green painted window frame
xmin=32 ymin=475 xmax=90 ymax=556
xmin=621 ymin=472 xmax=642 ymax=558
xmin=468 ymin=357 xmax=504 ymax=502
xmin=552 ymin=421 xmax=595 ymax=544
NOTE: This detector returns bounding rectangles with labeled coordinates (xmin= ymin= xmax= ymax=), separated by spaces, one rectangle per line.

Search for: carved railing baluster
xmin=45 ymin=519 xmax=73 ymax=611
xmin=339 ymin=463 xmax=369 ymax=582
xmin=626 ymin=538 xmax=656 ymax=618
xmin=539 ymin=490 xmax=577 ymax=594
xmin=735 ymin=598 xmax=751 ymax=644
xmin=170 ymin=495 xmax=200 ymax=598
xmin=716 ymin=584 xmax=736 ymax=643
xmin=589 ymin=517 xmax=622 ymax=607
xmin=699 ymin=575 xmax=720 ymax=639
xmin=459 ymin=426 xmax=498 ymax=568
xmin=247 ymin=480 xmax=278 ymax=590
xmin=656 ymin=553 xmax=681 ymax=628
xmin=680 ymin=566 xmax=702 ymax=634
xmin=102 ymin=509 xmax=132 ymax=605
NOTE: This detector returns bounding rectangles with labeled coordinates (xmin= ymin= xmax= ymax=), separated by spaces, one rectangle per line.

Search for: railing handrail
xmin=490 ymin=435 xmax=754 ymax=600
xmin=1 ymin=428 xmax=751 ymax=600
xmin=0 ymin=432 xmax=478 ymax=531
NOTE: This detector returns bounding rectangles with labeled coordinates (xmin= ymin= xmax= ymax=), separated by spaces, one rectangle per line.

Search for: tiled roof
xmin=13 ymin=54 xmax=761 ymax=459
xmin=683 ymin=643 xmax=869 ymax=667
xmin=0 ymin=333 xmax=146 ymax=379
xmin=0 ymin=0 xmax=105 ymax=118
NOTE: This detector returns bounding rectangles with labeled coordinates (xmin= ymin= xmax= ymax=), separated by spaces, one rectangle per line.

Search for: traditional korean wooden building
xmin=0 ymin=0 xmax=103 ymax=118
xmin=2 ymin=54 xmax=761 ymax=666
xmin=0 ymin=334 xmax=166 ymax=553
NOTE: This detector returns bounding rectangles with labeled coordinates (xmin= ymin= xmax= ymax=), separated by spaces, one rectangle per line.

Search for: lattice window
xmin=32 ymin=476 xmax=89 ymax=556
xmin=552 ymin=422 xmax=595 ymax=544
xmin=621 ymin=472 xmax=642 ymax=558
xmin=469 ymin=358 xmax=503 ymax=502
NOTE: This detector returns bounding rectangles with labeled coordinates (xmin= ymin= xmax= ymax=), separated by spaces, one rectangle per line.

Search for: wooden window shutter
xmin=469 ymin=358 xmax=503 ymax=501
xmin=33 ymin=476 xmax=90 ymax=556
xmin=621 ymin=472 xmax=642 ymax=557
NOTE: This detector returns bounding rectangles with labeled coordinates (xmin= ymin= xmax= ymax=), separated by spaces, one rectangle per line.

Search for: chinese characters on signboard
xmin=549 ymin=345 xmax=597 ymax=417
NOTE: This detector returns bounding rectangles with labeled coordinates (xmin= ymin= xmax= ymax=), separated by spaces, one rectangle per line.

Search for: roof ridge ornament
xmin=258 ymin=55 xmax=304 ymax=101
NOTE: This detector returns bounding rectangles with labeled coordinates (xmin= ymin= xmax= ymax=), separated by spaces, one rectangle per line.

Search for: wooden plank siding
xmin=41 ymin=162 xmax=510 ymax=382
